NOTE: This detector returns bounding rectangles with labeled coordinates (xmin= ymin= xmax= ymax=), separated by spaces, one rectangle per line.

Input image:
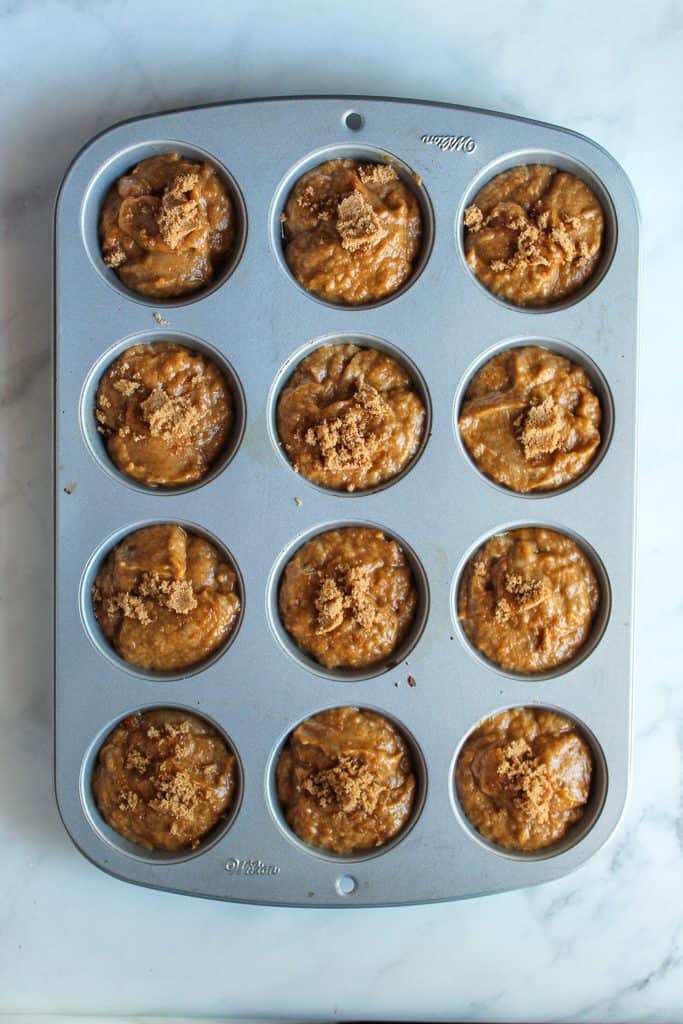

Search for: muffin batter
xmin=277 ymin=343 xmax=426 ymax=492
xmin=458 ymin=345 xmax=602 ymax=492
xmin=279 ymin=526 xmax=418 ymax=670
xmin=92 ymin=524 xmax=241 ymax=671
xmin=456 ymin=707 xmax=593 ymax=852
xmin=100 ymin=153 xmax=236 ymax=299
xmin=464 ymin=164 xmax=604 ymax=307
xmin=277 ymin=706 xmax=416 ymax=853
xmin=458 ymin=527 xmax=600 ymax=673
xmin=283 ymin=159 xmax=423 ymax=305
xmin=96 ymin=342 xmax=233 ymax=488
xmin=93 ymin=708 xmax=237 ymax=852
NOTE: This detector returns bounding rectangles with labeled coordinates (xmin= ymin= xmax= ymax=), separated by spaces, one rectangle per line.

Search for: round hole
xmin=344 ymin=112 xmax=364 ymax=131
xmin=79 ymin=704 xmax=243 ymax=864
xmin=80 ymin=331 xmax=246 ymax=495
xmin=451 ymin=522 xmax=611 ymax=681
xmin=81 ymin=140 xmax=247 ymax=307
xmin=269 ymin=143 xmax=434 ymax=310
xmin=266 ymin=520 xmax=430 ymax=682
xmin=265 ymin=703 xmax=427 ymax=863
xmin=456 ymin=149 xmax=617 ymax=313
xmin=79 ymin=519 xmax=245 ymax=682
xmin=450 ymin=704 xmax=608 ymax=861
xmin=267 ymin=333 xmax=432 ymax=497
xmin=336 ymin=874 xmax=357 ymax=894
xmin=453 ymin=337 xmax=614 ymax=498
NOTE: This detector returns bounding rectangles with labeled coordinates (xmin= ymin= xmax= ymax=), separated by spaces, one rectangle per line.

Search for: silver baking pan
xmin=54 ymin=95 xmax=638 ymax=907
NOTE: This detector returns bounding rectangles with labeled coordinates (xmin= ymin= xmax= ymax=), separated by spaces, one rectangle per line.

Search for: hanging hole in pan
xmin=344 ymin=111 xmax=364 ymax=131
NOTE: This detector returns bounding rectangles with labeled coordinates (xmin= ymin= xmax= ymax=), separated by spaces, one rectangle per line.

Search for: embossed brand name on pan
xmin=421 ymin=134 xmax=477 ymax=153
xmin=225 ymin=857 xmax=281 ymax=876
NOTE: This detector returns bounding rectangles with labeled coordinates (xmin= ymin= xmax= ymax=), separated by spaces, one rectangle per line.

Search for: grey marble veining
xmin=0 ymin=0 xmax=681 ymax=1020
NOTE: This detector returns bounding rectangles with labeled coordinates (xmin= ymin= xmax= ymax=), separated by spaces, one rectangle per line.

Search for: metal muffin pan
xmin=54 ymin=96 xmax=638 ymax=907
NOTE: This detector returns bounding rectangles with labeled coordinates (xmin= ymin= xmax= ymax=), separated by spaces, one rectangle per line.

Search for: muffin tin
xmin=54 ymin=96 xmax=638 ymax=906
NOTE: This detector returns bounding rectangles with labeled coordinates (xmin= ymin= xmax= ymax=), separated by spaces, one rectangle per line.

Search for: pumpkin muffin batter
xmin=93 ymin=708 xmax=237 ymax=852
xmin=279 ymin=526 xmax=418 ymax=670
xmin=92 ymin=524 xmax=240 ymax=672
xmin=458 ymin=527 xmax=600 ymax=674
xmin=277 ymin=706 xmax=416 ymax=854
xmin=100 ymin=153 xmax=236 ymax=299
xmin=456 ymin=707 xmax=593 ymax=852
xmin=96 ymin=342 xmax=233 ymax=488
xmin=282 ymin=159 xmax=423 ymax=305
xmin=277 ymin=343 xmax=426 ymax=492
xmin=458 ymin=345 xmax=602 ymax=492
xmin=463 ymin=164 xmax=604 ymax=307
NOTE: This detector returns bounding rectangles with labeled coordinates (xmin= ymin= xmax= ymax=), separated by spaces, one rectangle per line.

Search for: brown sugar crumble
xmin=357 ymin=163 xmax=398 ymax=186
xmin=495 ymin=572 xmax=549 ymax=624
xmin=125 ymin=748 xmax=150 ymax=775
xmin=463 ymin=205 xmax=484 ymax=232
xmin=496 ymin=739 xmax=553 ymax=825
xmin=517 ymin=396 xmax=567 ymax=459
xmin=138 ymin=573 xmax=198 ymax=615
xmin=139 ymin=385 xmax=201 ymax=445
xmin=93 ymin=584 xmax=152 ymax=626
xmin=336 ymin=191 xmax=382 ymax=253
xmin=465 ymin=195 xmax=597 ymax=277
xmin=303 ymin=754 xmax=384 ymax=815
xmin=314 ymin=566 xmax=377 ymax=635
xmin=104 ymin=242 xmax=127 ymax=268
xmin=156 ymin=172 xmax=201 ymax=250
xmin=301 ymin=383 xmax=389 ymax=489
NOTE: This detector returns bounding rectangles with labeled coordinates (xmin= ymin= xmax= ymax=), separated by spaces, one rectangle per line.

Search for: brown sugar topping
xmin=357 ymin=163 xmax=399 ymax=186
xmin=118 ymin=789 xmax=139 ymax=811
xmin=94 ymin=586 xmax=151 ymax=626
xmin=93 ymin=569 xmax=198 ymax=631
xmin=140 ymin=385 xmax=201 ymax=444
xmin=149 ymin=766 xmax=203 ymax=821
xmin=496 ymin=738 xmax=553 ymax=825
xmin=518 ymin=396 xmax=567 ymax=459
xmin=467 ymin=200 xmax=597 ymax=274
xmin=314 ymin=577 xmax=345 ymax=633
xmin=303 ymin=754 xmax=384 ymax=814
xmin=138 ymin=572 xmax=198 ymax=615
xmin=111 ymin=378 xmax=141 ymax=397
xmin=157 ymin=171 xmax=201 ymax=249
xmin=302 ymin=384 xmax=389 ymax=487
xmin=125 ymin=748 xmax=150 ymax=775
xmin=494 ymin=572 xmax=549 ymax=624
xmin=463 ymin=205 xmax=484 ymax=232
xmin=104 ymin=242 xmax=127 ymax=268
xmin=336 ymin=191 xmax=382 ymax=252
xmin=314 ymin=565 xmax=377 ymax=635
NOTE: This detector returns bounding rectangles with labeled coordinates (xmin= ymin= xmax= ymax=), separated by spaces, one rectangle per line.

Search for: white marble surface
xmin=0 ymin=0 xmax=681 ymax=1019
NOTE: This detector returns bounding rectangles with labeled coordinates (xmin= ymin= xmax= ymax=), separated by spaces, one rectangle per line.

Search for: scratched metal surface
xmin=54 ymin=96 xmax=638 ymax=907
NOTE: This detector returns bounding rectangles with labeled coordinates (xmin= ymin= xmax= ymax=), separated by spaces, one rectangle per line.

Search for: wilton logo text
xmin=421 ymin=134 xmax=477 ymax=153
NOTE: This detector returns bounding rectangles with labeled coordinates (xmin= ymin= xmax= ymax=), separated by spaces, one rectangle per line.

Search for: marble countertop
xmin=1 ymin=0 xmax=680 ymax=1020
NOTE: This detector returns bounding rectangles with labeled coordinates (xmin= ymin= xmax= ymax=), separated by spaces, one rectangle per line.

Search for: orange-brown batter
xmin=464 ymin=164 xmax=604 ymax=306
xmin=96 ymin=342 xmax=233 ymax=487
xmin=93 ymin=708 xmax=237 ymax=852
xmin=277 ymin=343 xmax=426 ymax=492
xmin=283 ymin=159 xmax=422 ymax=305
xmin=279 ymin=526 xmax=418 ymax=670
xmin=92 ymin=524 xmax=240 ymax=672
xmin=456 ymin=706 xmax=593 ymax=851
xmin=458 ymin=345 xmax=602 ymax=492
xmin=100 ymin=153 xmax=236 ymax=299
xmin=277 ymin=706 xmax=416 ymax=853
xmin=458 ymin=527 xmax=600 ymax=673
